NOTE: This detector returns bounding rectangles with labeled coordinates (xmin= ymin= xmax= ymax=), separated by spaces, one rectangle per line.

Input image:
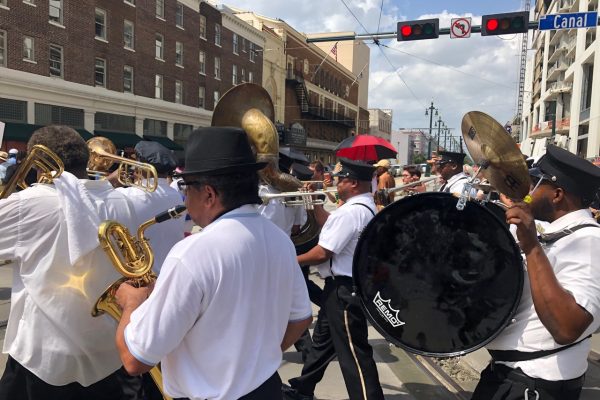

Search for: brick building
xmin=0 ymin=0 xmax=263 ymax=152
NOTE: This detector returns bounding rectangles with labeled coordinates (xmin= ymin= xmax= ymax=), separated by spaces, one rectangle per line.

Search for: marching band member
xmin=113 ymin=141 xmax=185 ymax=273
xmin=473 ymin=145 xmax=600 ymax=400
xmin=435 ymin=151 xmax=470 ymax=194
xmin=0 ymin=126 xmax=137 ymax=399
xmin=283 ymin=158 xmax=384 ymax=400
xmin=114 ymin=127 xmax=312 ymax=400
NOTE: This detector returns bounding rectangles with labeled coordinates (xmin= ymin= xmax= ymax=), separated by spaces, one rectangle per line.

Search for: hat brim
xmin=173 ymin=161 xmax=267 ymax=177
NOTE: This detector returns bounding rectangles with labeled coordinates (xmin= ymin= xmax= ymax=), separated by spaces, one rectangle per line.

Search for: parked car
xmin=390 ymin=164 xmax=402 ymax=177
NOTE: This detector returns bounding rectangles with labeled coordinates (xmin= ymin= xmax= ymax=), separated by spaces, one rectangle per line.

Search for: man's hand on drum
xmin=505 ymin=202 xmax=539 ymax=254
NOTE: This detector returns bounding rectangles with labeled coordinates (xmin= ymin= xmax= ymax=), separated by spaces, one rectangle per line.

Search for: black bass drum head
xmin=353 ymin=192 xmax=523 ymax=357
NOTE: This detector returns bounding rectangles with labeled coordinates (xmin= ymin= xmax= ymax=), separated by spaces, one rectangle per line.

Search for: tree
xmin=412 ymin=153 xmax=427 ymax=164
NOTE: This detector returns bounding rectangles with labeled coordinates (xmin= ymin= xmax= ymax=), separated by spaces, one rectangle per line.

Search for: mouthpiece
xmin=155 ymin=205 xmax=187 ymax=223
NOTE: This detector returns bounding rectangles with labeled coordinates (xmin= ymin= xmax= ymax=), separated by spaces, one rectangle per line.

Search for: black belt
xmin=490 ymin=363 xmax=585 ymax=392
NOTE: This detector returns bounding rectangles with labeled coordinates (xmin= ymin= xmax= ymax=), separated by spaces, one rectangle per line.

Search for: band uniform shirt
xmin=0 ymin=180 xmax=137 ymax=386
xmin=488 ymin=209 xmax=600 ymax=380
xmin=117 ymin=178 xmax=185 ymax=273
xmin=318 ymin=193 xmax=376 ymax=278
xmin=258 ymin=184 xmax=307 ymax=236
xmin=124 ymin=205 xmax=312 ymax=400
xmin=438 ymin=172 xmax=469 ymax=194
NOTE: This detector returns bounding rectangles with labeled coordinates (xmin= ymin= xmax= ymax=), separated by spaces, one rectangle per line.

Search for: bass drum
xmin=353 ymin=192 xmax=523 ymax=357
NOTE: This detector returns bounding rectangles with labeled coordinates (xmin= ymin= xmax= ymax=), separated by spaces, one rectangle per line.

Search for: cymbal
xmin=461 ymin=111 xmax=530 ymax=199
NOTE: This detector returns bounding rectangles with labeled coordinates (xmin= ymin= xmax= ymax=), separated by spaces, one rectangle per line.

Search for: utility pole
xmin=425 ymin=101 xmax=438 ymax=159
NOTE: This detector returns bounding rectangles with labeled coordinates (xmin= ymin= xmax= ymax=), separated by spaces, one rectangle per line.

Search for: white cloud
xmin=220 ymin=1 xmax=522 ymax=144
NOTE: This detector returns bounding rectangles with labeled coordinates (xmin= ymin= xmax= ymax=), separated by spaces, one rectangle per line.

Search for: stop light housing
xmin=481 ymin=11 xmax=529 ymax=36
xmin=397 ymin=19 xmax=440 ymax=41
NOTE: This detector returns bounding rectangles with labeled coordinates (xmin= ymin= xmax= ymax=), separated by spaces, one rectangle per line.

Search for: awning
xmin=94 ymin=130 xmax=143 ymax=149
xmin=143 ymin=135 xmax=184 ymax=151
xmin=2 ymin=122 xmax=44 ymax=142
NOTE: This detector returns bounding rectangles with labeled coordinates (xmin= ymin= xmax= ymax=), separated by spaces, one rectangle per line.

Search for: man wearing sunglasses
xmin=436 ymin=151 xmax=469 ymax=194
xmin=472 ymin=145 xmax=600 ymax=400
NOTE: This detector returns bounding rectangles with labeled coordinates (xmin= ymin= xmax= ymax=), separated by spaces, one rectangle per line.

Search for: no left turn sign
xmin=450 ymin=17 xmax=472 ymax=39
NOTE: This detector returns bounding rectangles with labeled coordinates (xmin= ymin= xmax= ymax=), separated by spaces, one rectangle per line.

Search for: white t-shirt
xmin=488 ymin=209 xmax=600 ymax=380
xmin=0 ymin=181 xmax=137 ymax=386
xmin=318 ymin=193 xmax=376 ymax=277
xmin=124 ymin=205 xmax=312 ymax=400
xmin=117 ymin=178 xmax=185 ymax=273
xmin=439 ymin=172 xmax=470 ymax=194
xmin=258 ymin=184 xmax=306 ymax=236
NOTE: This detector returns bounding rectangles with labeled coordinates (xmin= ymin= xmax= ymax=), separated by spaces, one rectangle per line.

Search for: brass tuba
xmin=93 ymin=205 xmax=187 ymax=400
xmin=0 ymin=144 xmax=64 ymax=199
xmin=87 ymin=137 xmax=158 ymax=192
xmin=211 ymin=83 xmax=321 ymax=251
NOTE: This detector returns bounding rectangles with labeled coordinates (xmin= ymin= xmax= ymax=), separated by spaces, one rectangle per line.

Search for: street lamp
xmin=435 ymin=117 xmax=444 ymax=154
xmin=425 ymin=101 xmax=438 ymax=159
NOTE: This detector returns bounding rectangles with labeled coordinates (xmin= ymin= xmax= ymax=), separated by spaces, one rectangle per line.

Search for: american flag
xmin=330 ymin=42 xmax=338 ymax=61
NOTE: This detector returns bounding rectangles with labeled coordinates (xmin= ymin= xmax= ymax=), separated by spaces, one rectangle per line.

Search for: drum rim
xmin=352 ymin=192 xmax=524 ymax=357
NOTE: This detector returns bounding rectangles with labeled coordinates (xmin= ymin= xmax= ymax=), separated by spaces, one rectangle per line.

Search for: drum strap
xmin=330 ymin=203 xmax=375 ymax=275
xmin=489 ymin=335 xmax=591 ymax=362
xmin=538 ymin=223 xmax=600 ymax=244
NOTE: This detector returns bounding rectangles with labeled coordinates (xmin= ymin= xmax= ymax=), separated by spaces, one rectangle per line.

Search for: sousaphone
xmin=211 ymin=83 xmax=319 ymax=252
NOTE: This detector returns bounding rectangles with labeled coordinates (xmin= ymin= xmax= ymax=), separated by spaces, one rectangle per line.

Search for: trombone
xmin=87 ymin=137 xmax=158 ymax=192
xmin=386 ymin=176 xmax=439 ymax=195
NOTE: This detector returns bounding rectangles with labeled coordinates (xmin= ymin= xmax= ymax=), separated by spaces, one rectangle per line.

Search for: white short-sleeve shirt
xmin=124 ymin=205 xmax=311 ymax=400
xmin=0 ymin=181 xmax=137 ymax=386
xmin=117 ymin=178 xmax=185 ymax=273
xmin=488 ymin=209 xmax=600 ymax=380
xmin=318 ymin=193 xmax=376 ymax=277
xmin=439 ymin=172 xmax=470 ymax=194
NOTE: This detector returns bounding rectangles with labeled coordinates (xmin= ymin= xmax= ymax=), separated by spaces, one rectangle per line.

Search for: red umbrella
xmin=334 ymin=134 xmax=397 ymax=162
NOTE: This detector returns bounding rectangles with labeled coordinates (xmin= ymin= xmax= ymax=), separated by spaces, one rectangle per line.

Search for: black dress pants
xmin=174 ymin=371 xmax=282 ymax=400
xmin=471 ymin=363 xmax=584 ymax=400
xmin=289 ymin=277 xmax=384 ymax=400
xmin=0 ymin=355 xmax=126 ymax=400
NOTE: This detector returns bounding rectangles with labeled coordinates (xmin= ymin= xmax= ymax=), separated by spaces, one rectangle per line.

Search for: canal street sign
xmin=539 ymin=11 xmax=598 ymax=31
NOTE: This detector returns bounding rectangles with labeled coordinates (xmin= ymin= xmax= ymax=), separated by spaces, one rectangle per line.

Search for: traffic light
xmin=397 ymin=19 xmax=439 ymax=41
xmin=481 ymin=11 xmax=529 ymax=36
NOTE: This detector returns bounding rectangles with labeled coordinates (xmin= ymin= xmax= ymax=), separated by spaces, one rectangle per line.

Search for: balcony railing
xmin=306 ymin=106 xmax=355 ymax=128
xmin=547 ymin=81 xmax=573 ymax=93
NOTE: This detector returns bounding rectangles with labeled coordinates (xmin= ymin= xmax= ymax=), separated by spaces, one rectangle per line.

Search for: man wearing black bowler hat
xmin=472 ymin=145 xmax=600 ymax=400
xmin=113 ymin=127 xmax=312 ymax=400
xmin=283 ymin=158 xmax=384 ymax=400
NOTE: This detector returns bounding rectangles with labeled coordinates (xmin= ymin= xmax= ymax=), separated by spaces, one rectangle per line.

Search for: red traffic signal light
xmin=397 ymin=19 xmax=440 ymax=41
xmin=481 ymin=11 xmax=529 ymax=36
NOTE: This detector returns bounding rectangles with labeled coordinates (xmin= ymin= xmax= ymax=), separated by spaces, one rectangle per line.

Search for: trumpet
xmin=386 ymin=176 xmax=439 ymax=195
xmin=87 ymin=137 xmax=158 ymax=192
xmin=93 ymin=205 xmax=187 ymax=400
xmin=0 ymin=145 xmax=64 ymax=199
xmin=261 ymin=189 xmax=338 ymax=207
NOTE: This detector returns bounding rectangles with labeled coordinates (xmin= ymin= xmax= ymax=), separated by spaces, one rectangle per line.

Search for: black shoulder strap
xmin=352 ymin=203 xmax=375 ymax=216
xmin=539 ymin=223 xmax=600 ymax=244
xmin=489 ymin=335 xmax=591 ymax=362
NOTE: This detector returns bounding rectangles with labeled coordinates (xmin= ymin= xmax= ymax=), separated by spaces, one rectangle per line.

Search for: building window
xmin=0 ymin=98 xmax=28 ymax=123
xmin=49 ymin=0 xmax=63 ymax=24
xmin=249 ymin=71 xmax=254 ymax=83
xmin=233 ymin=33 xmax=239 ymax=54
xmin=155 ymin=74 xmax=163 ymax=99
xmin=95 ymin=112 xmax=135 ymax=133
xmin=95 ymin=58 xmax=106 ymax=87
xmin=144 ymin=119 xmax=167 ymax=136
xmin=175 ymin=41 xmax=183 ymax=66
xmin=174 ymin=123 xmax=192 ymax=146
xmin=232 ymin=64 xmax=238 ymax=85
xmin=124 ymin=20 xmax=134 ymax=50
xmin=199 ymin=51 xmax=205 ymax=74
xmin=242 ymin=38 xmax=247 ymax=52
xmin=241 ymin=67 xmax=245 ymax=82
xmin=35 ymin=103 xmax=84 ymax=127
xmin=23 ymin=36 xmax=35 ymax=61
xmin=156 ymin=0 xmax=164 ymax=18
xmin=213 ymin=90 xmax=220 ymax=105
xmin=123 ymin=65 xmax=133 ymax=93
xmin=175 ymin=80 xmax=183 ymax=104
xmin=176 ymin=2 xmax=184 ymax=28
xmin=214 ymin=57 xmax=221 ymax=79
xmin=199 ymin=15 xmax=206 ymax=39
xmin=95 ymin=9 xmax=107 ymax=40
xmin=199 ymin=86 xmax=205 ymax=108
xmin=124 ymin=0 xmax=135 ymax=5
xmin=49 ymin=44 xmax=63 ymax=77
xmin=155 ymin=33 xmax=164 ymax=60
xmin=249 ymin=43 xmax=255 ymax=62
xmin=0 ymin=30 xmax=5 ymax=67
xmin=215 ymin=24 xmax=221 ymax=46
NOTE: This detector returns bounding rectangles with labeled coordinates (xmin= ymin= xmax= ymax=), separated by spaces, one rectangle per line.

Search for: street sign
xmin=539 ymin=11 xmax=598 ymax=31
xmin=450 ymin=17 xmax=472 ymax=39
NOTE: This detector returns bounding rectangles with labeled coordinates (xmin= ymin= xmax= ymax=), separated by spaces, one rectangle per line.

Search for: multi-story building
xmin=228 ymin=9 xmax=364 ymax=164
xmin=521 ymin=0 xmax=599 ymax=159
xmin=0 ymin=0 xmax=263 ymax=152
xmin=368 ymin=108 xmax=392 ymax=141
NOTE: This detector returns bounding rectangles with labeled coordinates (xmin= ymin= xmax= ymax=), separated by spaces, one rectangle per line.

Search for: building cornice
xmin=221 ymin=11 xmax=266 ymax=45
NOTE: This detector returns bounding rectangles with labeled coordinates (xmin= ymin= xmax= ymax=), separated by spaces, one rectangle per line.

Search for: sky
xmin=218 ymin=0 xmax=528 ymax=146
